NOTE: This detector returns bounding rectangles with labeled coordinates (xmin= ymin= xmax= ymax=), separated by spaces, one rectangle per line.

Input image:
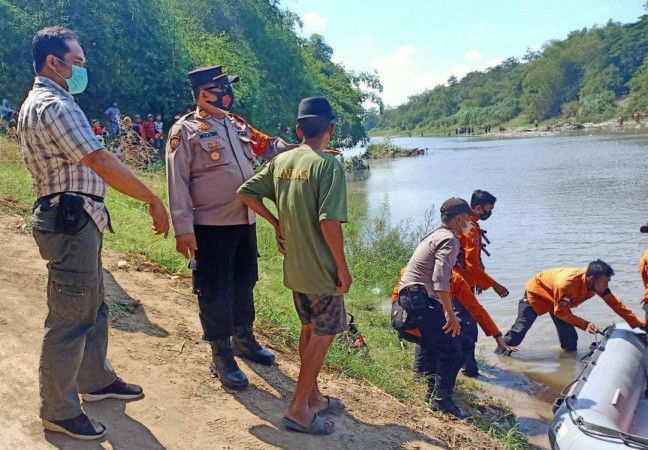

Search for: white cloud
xmin=464 ymin=49 xmax=482 ymax=62
xmin=371 ymin=45 xmax=475 ymax=106
xmin=301 ymin=11 xmax=327 ymax=30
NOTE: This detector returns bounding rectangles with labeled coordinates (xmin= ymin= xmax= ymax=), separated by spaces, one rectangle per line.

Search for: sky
xmin=283 ymin=0 xmax=647 ymax=107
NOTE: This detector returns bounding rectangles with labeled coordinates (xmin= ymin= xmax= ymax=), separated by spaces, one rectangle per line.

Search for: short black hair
xmin=586 ymin=259 xmax=614 ymax=278
xmin=297 ymin=117 xmax=333 ymax=139
xmin=33 ymin=26 xmax=77 ymax=72
xmin=471 ymin=189 xmax=497 ymax=208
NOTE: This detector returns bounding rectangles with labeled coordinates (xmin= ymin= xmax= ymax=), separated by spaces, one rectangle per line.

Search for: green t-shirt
xmin=238 ymin=147 xmax=348 ymax=294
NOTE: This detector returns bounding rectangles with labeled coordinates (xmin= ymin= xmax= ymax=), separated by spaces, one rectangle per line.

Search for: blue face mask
xmin=55 ymin=58 xmax=88 ymax=95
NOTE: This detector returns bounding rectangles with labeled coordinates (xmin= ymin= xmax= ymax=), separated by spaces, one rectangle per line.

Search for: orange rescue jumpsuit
xmin=457 ymin=216 xmax=495 ymax=291
xmin=502 ymin=268 xmax=644 ymax=350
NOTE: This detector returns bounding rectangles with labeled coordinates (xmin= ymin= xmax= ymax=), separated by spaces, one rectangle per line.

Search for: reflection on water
xmin=347 ymin=133 xmax=648 ymax=395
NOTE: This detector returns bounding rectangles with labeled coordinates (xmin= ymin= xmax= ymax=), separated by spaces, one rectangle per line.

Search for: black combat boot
xmin=430 ymin=388 xmax=471 ymax=419
xmin=424 ymin=373 xmax=437 ymax=403
xmin=209 ymin=339 xmax=249 ymax=390
xmin=231 ymin=325 xmax=275 ymax=366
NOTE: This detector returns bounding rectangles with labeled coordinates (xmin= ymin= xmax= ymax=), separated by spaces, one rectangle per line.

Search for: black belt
xmin=34 ymin=191 xmax=113 ymax=233
xmin=403 ymin=284 xmax=424 ymax=292
xmin=36 ymin=191 xmax=105 ymax=206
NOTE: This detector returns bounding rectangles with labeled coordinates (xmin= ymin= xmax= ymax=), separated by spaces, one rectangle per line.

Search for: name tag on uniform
xmin=198 ymin=131 xmax=219 ymax=139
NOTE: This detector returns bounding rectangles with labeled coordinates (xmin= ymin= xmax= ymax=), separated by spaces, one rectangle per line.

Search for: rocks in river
xmin=362 ymin=140 xmax=429 ymax=159
xmin=546 ymin=121 xmax=585 ymax=131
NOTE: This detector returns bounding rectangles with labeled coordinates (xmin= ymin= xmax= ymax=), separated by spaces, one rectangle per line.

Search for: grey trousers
xmin=32 ymin=206 xmax=116 ymax=421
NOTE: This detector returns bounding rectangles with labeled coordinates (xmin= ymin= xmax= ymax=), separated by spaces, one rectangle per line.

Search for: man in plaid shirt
xmin=18 ymin=26 xmax=169 ymax=441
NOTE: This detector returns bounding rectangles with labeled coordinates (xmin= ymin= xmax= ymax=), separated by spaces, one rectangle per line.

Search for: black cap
xmin=440 ymin=197 xmax=478 ymax=219
xmin=297 ymin=96 xmax=336 ymax=120
xmin=641 ymin=222 xmax=648 ymax=233
xmin=188 ymin=65 xmax=240 ymax=89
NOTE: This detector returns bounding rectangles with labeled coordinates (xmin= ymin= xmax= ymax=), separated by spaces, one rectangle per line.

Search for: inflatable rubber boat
xmin=549 ymin=324 xmax=648 ymax=449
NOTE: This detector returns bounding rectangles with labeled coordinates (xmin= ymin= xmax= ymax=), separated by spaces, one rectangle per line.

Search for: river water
xmin=346 ymin=133 xmax=648 ymax=446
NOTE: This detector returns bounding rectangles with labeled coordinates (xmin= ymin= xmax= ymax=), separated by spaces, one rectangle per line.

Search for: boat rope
xmin=557 ymin=326 xmax=648 ymax=449
xmin=564 ymin=396 xmax=648 ymax=449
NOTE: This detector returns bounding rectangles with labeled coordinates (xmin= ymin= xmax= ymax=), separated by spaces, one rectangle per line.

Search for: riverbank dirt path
xmin=0 ymin=214 xmax=504 ymax=450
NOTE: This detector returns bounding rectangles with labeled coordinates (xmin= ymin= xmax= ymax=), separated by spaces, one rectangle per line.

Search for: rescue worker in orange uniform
xmin=639 ymin=223 xmax=648 ymax=322
xmin=497 ymin=260 xmax=645 ymax=354
xmin=455 ymin=190 xmax=508 ymax=377
xmin=391 ymin=268 xmax=517 ymax=406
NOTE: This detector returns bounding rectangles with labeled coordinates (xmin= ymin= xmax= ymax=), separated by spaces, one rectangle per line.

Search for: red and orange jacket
xmin=640 ymin=249 xmax=648 ymax=304
xmin=231 ymin=113 xmax=272 ymax=156
xmin=391 ymin=268 xmax=500 ymax=336
xmin=457 ymin=216 xmax=496 ymax=290
xmin=525 ymin=268 xmax=644 ymax=330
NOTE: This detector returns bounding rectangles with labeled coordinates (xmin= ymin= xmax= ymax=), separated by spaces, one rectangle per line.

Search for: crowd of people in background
xmin=0 ymin=99 xmax=18 ymax=135
xmin=1 ymin=96 xmax=167 ymax=169
xmin=88 ymin=102 xmax=166 ymax=169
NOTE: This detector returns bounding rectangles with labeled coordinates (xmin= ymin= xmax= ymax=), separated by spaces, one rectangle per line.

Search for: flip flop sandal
xmin=281 ymin=414 xmax=335 ymax=435
xmin=318 ymin=396 xmax=345 ymax=414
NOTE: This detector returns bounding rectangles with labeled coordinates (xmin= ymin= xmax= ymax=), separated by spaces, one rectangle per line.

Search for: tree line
xmin=0 ymin=0 xmax=382 ymax=147
xmin=372 ymin=14 xmax=648 ymax=133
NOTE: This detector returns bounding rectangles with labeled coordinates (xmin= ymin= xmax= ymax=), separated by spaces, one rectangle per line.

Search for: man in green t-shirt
xmin=237 ymin=96 xmax=351 ymax=436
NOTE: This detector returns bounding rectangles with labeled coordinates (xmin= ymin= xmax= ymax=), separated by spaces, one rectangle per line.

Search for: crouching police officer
xmin=393 ymin=198 xmax=476 ymax=418
xmin=166 ymin=66 xmax=298 ymax=389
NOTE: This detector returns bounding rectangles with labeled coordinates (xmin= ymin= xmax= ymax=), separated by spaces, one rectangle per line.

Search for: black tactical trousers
xmin=503 ymin=296 xmax=578 ymax=352
xmin=193 ymin=224 xmax=258 ymax=341
xmin=398 ymin=286 xmax=463 ymax=391
xmin=455 ymin=302 xmax=479 ymax=373
xmin=413 ymin=301 xmax=478 ymax=375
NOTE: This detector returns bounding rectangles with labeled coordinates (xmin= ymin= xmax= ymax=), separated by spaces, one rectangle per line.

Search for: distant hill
xmin=372 ymin=16 xmax=648 ymax=134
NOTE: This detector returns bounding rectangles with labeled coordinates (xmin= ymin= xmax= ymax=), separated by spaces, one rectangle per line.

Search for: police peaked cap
xmin=440 ymin=197 xmax=478 ymax=219
xmin=188 ymin=65 xmax=240 ymax=89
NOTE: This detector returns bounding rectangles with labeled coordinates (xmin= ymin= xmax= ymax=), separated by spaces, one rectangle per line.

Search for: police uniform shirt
xmin=166 ymin=108 xmax=291 ymax=236
xmin=398 ymin=223 xmax=460 ymax=299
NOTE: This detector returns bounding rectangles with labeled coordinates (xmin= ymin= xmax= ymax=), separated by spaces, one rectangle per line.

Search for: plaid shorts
xmin=292 ymin=291 xmax=347 ymax=336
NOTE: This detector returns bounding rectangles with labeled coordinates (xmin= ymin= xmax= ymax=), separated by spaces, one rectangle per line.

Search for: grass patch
xmin=0 ymin=136 xmax=530 ymax=449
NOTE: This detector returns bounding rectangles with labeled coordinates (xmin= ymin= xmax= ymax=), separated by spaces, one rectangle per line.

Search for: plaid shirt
xmin=18 ymin=76 xmax=110 ymax=232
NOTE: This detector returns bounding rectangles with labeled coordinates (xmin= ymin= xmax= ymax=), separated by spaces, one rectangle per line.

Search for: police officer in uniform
xmin=396 ymin=198 xmax=475 ymax=418
xmin=166 ymin=66 xmax=298 ymax=389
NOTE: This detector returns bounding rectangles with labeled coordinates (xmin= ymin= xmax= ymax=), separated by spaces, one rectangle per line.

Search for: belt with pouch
xmin=34 ymin=191 xmax=113 ymax=233
xmin=400 ymin=284 xmax=437 ymax=310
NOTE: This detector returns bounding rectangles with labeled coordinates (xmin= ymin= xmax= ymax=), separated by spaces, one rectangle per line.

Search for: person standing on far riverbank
xmin=496 ymin=260 xmax=645 ymax=354
xmin=238 ymin=96 xmax=351 ymax=435
xmin=19 ymin=26 xmax=170 ymax=440
xmin=166 ymin=65 xmax=298 ymax=391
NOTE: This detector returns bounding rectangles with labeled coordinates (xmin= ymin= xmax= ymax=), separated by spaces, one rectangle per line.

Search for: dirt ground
xmin=0 ymin=215 xmax=504 ymax=450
